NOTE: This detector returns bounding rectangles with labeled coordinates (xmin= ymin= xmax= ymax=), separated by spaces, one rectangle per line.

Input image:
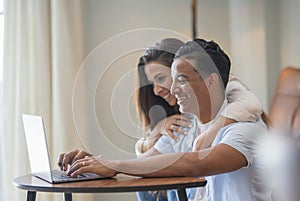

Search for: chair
xmin=267 ymin=67 xmax=300 ymax=201
xmin=269 ymin=66 xmax=300 ymax=139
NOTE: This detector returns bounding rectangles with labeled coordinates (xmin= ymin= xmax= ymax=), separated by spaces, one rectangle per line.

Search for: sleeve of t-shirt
xmin=154 ymin=135 xmax=175 ymax=154
xmin=218 ymin=122 xmax=265 ymax=167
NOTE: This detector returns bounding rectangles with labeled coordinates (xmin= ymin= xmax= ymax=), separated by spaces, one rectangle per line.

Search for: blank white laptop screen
xmin=22 ymin=114 xmax=105 ymax=183
xmin=22 ymin=114 xmax=53 ymax=182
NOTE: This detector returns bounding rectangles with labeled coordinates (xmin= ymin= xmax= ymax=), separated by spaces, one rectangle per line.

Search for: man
xmin=62 ymin=39 xmax=272 ymax=201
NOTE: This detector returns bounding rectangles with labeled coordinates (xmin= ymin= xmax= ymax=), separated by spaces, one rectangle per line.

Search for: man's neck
xmin=198 ymin=94 xmax=225 ymax=124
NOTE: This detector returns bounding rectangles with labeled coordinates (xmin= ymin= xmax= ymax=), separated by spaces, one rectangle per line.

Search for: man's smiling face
xmin=171 ymin=58 xmax=211 ymax=121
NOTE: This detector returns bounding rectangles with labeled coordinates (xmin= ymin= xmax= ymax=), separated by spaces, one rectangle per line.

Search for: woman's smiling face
xmin=144 ymin=62 xmax=177 ymax=106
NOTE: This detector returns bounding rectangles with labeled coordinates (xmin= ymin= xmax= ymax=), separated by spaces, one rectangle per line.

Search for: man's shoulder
xmin=225 ymin=118 xmax=266 ymax=129
xmin=219 ymin=119 xmax=267 ymax=139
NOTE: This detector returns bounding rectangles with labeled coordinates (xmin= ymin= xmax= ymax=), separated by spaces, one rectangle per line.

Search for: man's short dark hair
xmin=175 ymin=38 xmax=231 ymax=88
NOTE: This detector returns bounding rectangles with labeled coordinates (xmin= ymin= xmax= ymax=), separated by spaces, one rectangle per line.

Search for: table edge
xmin=13 ymin=175 xmax=207 ymax=193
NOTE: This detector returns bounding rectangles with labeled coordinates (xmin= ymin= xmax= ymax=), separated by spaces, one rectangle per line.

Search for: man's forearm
xmin=114 ymin=152 xmax=204 ymax=177
xmin=67 ymin=144 xmax=243 ymax=178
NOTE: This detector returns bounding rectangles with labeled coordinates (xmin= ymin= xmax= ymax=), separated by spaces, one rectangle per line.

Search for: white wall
xmin=229 ymin=0 xmax=268 ymax=108
xmin=280 ymin=0 xmax=300 ymax=69
xmin=85 ymin=0 xmax=192 ymax=53
xmin=82 ymin=1 xmax=300 ymax=200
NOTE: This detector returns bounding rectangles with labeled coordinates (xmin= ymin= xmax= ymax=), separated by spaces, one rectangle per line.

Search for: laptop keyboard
xmin=51 ymin=169 xmax=86 ymax=181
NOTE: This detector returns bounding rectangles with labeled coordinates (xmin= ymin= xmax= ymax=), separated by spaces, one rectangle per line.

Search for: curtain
xmin=0 ymin=0 xmax=91 ymax=200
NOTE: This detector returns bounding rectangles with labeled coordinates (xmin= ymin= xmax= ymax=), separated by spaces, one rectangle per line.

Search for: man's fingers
xmin=62 ymin=149 xmax=80 ymax=171
xmin=72 ymin=151 xmax=91 ymax=164
xmin=69 ymin=165 xmax=90 ymax=177
xmin=67 ymin=158 xmax=88 ymax=176
xmin=58 ymin=153 xmax=65 ymax=170
xmin=72 ymin=153 xmax=84 ymax=164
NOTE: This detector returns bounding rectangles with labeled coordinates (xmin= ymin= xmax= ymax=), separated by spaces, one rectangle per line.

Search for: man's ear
xmin=206 ymin=73 xmax=219 ymax=88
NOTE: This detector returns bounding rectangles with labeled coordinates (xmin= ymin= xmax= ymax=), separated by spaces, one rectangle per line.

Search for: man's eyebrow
xmin=175 ymin=74 xmax=188 ymax=79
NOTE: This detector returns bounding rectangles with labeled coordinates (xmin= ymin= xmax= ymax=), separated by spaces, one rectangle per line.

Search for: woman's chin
xmin=167 ymin=99 xmax=177 ymax=107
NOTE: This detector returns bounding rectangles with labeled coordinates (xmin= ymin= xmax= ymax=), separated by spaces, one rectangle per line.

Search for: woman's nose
xmin=153 ymin=84 xmax=163 ymax=96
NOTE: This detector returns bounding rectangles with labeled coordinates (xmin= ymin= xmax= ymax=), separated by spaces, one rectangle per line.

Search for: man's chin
xmin=179 ymin=106 xmax=198 ymax=116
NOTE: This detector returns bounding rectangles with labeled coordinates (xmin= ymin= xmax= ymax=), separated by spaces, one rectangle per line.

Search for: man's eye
xmin=177 ymin=76 xmax=186 ymax=84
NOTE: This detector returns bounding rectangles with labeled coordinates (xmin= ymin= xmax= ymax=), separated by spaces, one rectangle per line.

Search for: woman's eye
xmin=156 ymin=76 xmax=166 ymax=83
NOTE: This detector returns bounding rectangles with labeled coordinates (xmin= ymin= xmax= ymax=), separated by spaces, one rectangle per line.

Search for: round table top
xmin=13 ymin=174 xmax=207 ymax=193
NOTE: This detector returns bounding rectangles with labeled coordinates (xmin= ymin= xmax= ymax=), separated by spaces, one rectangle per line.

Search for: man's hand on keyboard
xmin=58 ymin=149 xmax=92 ymax=171
xmin=67 ymin=155 xmax=117 ymax=178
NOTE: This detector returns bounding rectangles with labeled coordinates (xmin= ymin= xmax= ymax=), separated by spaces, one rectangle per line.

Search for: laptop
xmin=22 ymin=114 xmax=107 ymax=183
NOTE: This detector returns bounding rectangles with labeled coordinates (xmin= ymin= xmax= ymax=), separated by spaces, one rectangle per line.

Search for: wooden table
xmin=13 ymin=174 xmax=207 ymax=201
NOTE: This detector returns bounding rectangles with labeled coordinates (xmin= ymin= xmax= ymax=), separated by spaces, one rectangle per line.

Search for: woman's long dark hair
xmin=135 ymin=38 xmax=184 ymax=130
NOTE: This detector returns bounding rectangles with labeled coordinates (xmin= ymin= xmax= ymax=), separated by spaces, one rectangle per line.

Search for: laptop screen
xmin=22 ymin=114 xmax=52 ymax=182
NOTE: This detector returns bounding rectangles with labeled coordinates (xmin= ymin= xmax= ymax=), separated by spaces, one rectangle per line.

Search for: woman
xmin=134 ymin=38 xmax=191 ymax=156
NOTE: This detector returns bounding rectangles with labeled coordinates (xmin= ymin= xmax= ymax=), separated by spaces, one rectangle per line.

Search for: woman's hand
xmin=67 ymin=155 xmax=117 ymax=178
xmin=156 ymin=114 xmax=193 ymax=141
xmin=58 ymin=149 xmax=92 ymax=171
xmin=136 ymin=114 xmax=193 ymax=154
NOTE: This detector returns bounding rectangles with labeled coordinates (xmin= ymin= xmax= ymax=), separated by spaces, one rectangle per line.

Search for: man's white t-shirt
xmin=154 ymin=101 xmax=272 ymax=201
xmin=205 ymin=120 xmax=272 ymax=201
